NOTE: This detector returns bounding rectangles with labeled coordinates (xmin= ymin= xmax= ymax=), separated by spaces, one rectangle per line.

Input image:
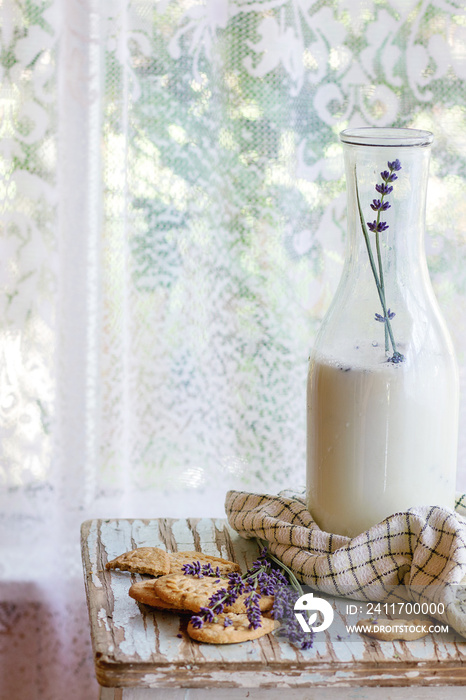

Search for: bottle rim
xmin=339 ymin=127 xmax=433 ymax=147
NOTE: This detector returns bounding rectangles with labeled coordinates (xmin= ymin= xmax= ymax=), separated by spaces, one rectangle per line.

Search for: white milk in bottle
xmin=306 ymin=128 xmax=458 ymax=537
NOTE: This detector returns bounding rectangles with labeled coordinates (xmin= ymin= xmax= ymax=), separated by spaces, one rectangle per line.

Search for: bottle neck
xmin=313 ymin=129 xmax=451 ymax=366
xmin=343 ymin=141 xmax=431 ymax=279
xmin=338 ymin=138 xmax=433 ymax=363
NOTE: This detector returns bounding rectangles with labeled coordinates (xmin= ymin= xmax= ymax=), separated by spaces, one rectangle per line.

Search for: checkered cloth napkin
xmin=225 ymin=489 xmax=466 ymax=637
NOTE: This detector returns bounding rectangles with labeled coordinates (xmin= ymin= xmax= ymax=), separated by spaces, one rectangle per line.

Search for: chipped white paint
xmin=141 ymin=670 xmax=180 ymax=687
xmin=189 ymin=519 xmax=216 ymax=553
xmin=81 ymin=518 xmax=466 ymax=695
xmin=131 ymin=520 xmax=163 ymax=548
xmin=113 ymin=582 xmax=158 ymax=660
xmin=99 ymin=520 xmax=160 ymax=659
xmin=170 ymin=518 xmax=196 ymax=550
xmin=98 ymin=607 xmax=111 ymax=632
xmin=101 ymin=519 xmax=134 ymax=561
xmin=120 ymin=607 xmax=158 ymax=660
xmin=152 ymin=611 xmax=185 ymax=660
xmin=330 ymin=641 xmax=357 ymax=662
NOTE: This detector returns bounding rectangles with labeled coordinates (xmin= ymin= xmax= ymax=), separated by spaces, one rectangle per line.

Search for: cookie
xmin=154 ymin=574 xmax=229 ymax=612
xmin=228 ymin=593 xmax=274 ymax=614
xmin=105 ymin=547 xmax=170 ymax=576
xmin=154 ymin=573 xmax=273 ymax=614
xmin=187 ymin=613 xmax=277 ymax=644
xmin=169 ymin=551 xmax=240 ymax=575
xmin=129 ymin=580 xmax=186 ymax=612
xmin=358 ymin=618 xmax=430 ymax=641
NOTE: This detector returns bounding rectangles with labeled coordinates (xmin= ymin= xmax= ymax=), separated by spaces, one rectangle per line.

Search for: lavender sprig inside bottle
xmin=356 ymin=158 xmax=404 ymax=363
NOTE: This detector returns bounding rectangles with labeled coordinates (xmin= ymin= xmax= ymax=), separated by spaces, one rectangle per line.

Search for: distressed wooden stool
xmin=81 ymin=518 xmax=466 ymax=700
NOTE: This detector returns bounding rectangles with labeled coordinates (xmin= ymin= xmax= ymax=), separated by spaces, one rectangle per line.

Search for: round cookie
xmin=129 ymin=579 xmax=186 ymax=612
xmin=187 ymin=613 xmax=277 ymax=644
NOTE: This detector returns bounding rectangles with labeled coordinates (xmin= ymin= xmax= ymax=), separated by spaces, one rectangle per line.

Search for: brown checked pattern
xmin=225 ymin=489 xmax=466 ymax=638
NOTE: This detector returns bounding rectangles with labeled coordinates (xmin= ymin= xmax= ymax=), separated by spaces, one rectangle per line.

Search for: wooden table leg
xmin=99 ymin=688 xmax=121 ymax=700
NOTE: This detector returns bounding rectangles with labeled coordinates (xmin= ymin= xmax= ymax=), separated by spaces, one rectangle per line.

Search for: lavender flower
xmin=226 ymin=571 xmax=246 ymax=595
xmin=190 ymin=614 xmax=204 ymax=628
xmin=370 ymin=199 xmax=390 ymax=212
xmin=375 ymin=182 xmax=393 ymax=195
xmin=198 ymin=606 xmax=216 ymax=622
xmin=375 ymin=309 xmax=395 ymax=323
xmin=272 ymin=585 xmax=314 ymax=650
xmin=245 ymin=590 xmax=262 ymax=629
xmin=256 ymin=570 xmax=277 ymax=595
xmin=182 ymin=561 xmax=221 ymax=578
xmin=207 ymin=587 xmax=228 ymax=614
xmin=388 ymin=159 xmax=402 ymax=171
xmin=367 ymin=221 xmax=389 ymax=233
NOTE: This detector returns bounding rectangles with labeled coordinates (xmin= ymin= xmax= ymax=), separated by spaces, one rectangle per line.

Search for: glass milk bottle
xmin=306 ymin=128 xmax=459 ymax=538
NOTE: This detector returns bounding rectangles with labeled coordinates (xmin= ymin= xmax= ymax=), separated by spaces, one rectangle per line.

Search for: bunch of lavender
xmin=356 ymin=158 xmax=404 ymax=363
xmin=182 ymin=548 xmax=313 ymax=650
xmin=264 ymin=549 xmax=314 ymax=650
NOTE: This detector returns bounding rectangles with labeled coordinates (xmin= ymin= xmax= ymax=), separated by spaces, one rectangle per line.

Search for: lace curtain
xmin=1 ymin=1 xmax=466 ymax=697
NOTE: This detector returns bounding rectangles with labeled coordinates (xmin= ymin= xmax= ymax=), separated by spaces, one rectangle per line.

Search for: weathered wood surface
xmin=81 ymin=518 xmax=466 ymax=690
